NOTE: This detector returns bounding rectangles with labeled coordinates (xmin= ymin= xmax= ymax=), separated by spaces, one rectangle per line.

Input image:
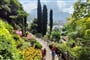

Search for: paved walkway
xmin=37 ymin=38 xmax=58 ymax=60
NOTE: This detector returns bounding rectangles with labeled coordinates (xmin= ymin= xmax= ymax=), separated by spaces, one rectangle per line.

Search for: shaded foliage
xmin=30 ymin=18 xmax=38 ymax=34
xmin=0 ymin=0 xmax=28 ymax=35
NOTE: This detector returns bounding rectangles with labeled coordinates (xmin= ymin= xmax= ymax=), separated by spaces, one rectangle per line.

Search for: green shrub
xmin=84 ymin=29 xmax=90 ymax=39
xmin=0 ymin=20 xmax=13 ymax=32
xmin=79 ymin=48 xmax=90 ymax=60
xmin=0 ymin=20 xmax=24 ymax=60
xmin=56 ymin=43 xmax=70 ymax=52
xmin=50 ymin=30 xmax=60 ymax=42
xmin=29 ymin=38 xmax=42 ymax=49
xmin=36 ymin=33 xmax=42 ymax=38
xmin=12 ymin=34 xmax=24 ymax=49
xmin=35 ymin=42 xmax=42 ymax=49
xmin=0 ymin=35 xmax=24 ymax=60
xmin=54 ymin=42 xmax=90 ymax=60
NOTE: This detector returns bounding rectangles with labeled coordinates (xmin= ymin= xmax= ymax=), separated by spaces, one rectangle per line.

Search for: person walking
xmin=56 ymin=48 xmax=62 ymax=60
xmin=51 ymin=45 xmax=56 ymax=60
xmin=41 ymin=48 xmax=46 ymax=60
xmin=58 ymin=53 xmax=62 ymax=60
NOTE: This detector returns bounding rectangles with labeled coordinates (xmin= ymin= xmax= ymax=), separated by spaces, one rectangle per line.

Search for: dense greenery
xmin=1 ymin=0 xmax=90 ymax=60
xmin=30 ymin=18 xmax=38 ymax=34
xmin=47 ymin=1 xmax=90 ymax=60
xmin=72 ymin=0 xmax=90 ymax=20
xmin=50 ymin=28 xmax=61 ymax=42
xmin=0 ymin=19 xmax=42 ymax=60
xmin=0 ymin=0 xmax=42 ymax=60
xmin=21 ymin=32 xmax=42 ymax=49
xmin=0 ymin=19 xmax=24 ymax=60
xmin=58 ymin=1 xmax=90 ymax=60
xmin=0 ymin=0 xmax=28 ymax=35
xmin=66 ymin=1 xmax=90 ymax=47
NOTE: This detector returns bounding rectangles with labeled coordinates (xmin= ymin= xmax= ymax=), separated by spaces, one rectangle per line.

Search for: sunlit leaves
xmin=84 ymin=29 xmax=90 ymax=39
xmin=10 ymin=0 xmax=21 ymax=8
xmin=23 ymin=47 xmax=41 ymax=60
xmin=64 ymin=1 xmax=90 ymax=60
xmin=72 ymin=1 xmax=90 ymax=20
xmin=0 ymin=19 xmax=24 ymax=60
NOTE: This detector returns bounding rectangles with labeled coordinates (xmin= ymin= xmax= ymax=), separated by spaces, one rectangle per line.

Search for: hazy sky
xmin=19 ymin=0 xmax=86 ymax=22
xmin=19 ymin=0 xmax=76 ymax=13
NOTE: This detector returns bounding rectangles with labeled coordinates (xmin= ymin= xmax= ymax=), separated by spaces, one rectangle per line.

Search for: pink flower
xmin=15 ymin=30 xmax=22 ymax=36
xmin=27 ymin=33 xmax=33 ymax=39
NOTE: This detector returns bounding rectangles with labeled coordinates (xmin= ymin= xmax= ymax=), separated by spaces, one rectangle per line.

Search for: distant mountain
xmin=27 ymin=1 xmax=71 ymax=24
xmin=27 ymin=8 xmax=70 ymax=24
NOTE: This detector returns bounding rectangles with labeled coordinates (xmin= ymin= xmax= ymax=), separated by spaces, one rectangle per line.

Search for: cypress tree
xmin=42 ymin=5 xmax=48 ymax=35
xmin=50 ymin=9 xmax=53 ymax=34
xmin=37 ymin=0 xmax=42 ymax=33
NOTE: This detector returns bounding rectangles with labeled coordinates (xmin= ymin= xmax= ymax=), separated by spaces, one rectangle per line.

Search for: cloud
xmin=81 ymin=0 xmax=86 ymax=2
xmin=57 ymin=0 xmax=74 ymax=14
xmin=19 ymin=0 xmax=37 ymax=13
xmin=57 ymin=0 xmax=66 ymax=9
xmin=19 ymin=0 xmax=48 ymax=13
xmin=19 ymin=0 xmax=75 ymax=14
xmin=23 ymin=3 xmax=37 ymax=13
xmin=63 ymin=6 xmax=74 ymax=14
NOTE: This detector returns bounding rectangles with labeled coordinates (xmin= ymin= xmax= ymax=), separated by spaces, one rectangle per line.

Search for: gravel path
xmin=37 ymin=38 xmax=58 ymax=60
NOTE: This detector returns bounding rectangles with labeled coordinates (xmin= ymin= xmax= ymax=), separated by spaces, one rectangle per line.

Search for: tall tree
xmin=42 ymin=5 xmax=48 ymax=35
xmin=50 ymin=9 xmax=53 ymax=34
xmin=37 ymin=0 xmax=42 ymax=33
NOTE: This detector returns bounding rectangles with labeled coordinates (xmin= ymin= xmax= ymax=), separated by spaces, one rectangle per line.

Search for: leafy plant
xmin=0 ymin=20 xmax=24 ymax=60
xmin=35 ymin=42 xmax=42 ymax=49
xmin=50 ymin=29 xmax=60 ymax=42
xmin=22 ymin=47 xmax=41 ymax=60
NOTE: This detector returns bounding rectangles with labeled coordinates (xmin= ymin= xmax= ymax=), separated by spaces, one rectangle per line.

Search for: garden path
xmin=37 ymin=38 xmax=58 ymax=60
